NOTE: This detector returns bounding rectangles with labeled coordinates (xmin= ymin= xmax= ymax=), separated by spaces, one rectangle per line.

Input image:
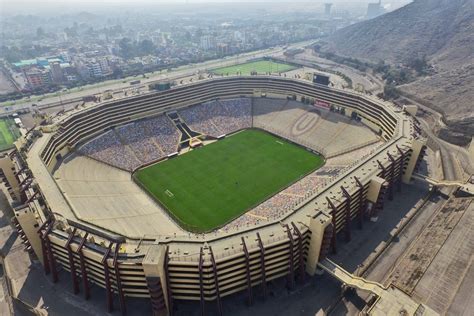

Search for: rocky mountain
xmin=323 ymin=0 xmax=474 ymax=145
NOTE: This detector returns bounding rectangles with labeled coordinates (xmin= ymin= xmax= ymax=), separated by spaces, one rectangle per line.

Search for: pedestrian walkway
xmin=318 ymin=258 xmax=438 ymax=316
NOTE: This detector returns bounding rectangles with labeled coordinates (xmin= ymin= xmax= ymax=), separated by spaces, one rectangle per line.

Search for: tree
xmin=119 ymin=38 xmax=134 ymax=59
xmin=383 ymin=84 xmax=400 ymax=100
xmin=408 ymin=56 xmax=429 ymax=75
xmin=138 ymin=40 xmax=155 ymax=56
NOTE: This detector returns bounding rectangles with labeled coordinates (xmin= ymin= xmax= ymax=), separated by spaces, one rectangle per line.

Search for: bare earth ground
xmin=331 ymin=187 xmax=474 ymax=316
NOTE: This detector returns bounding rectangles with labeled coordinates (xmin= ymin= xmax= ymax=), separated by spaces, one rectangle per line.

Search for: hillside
xmin=323 ymin=0 xmax=474 ymax=144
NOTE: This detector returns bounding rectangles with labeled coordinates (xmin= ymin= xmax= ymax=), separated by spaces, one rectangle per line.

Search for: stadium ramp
xmin=412 ymin=173 xmax=470 ymax=187
xmin=318 ymin=258 xmax=438 ymax=316
xmin=412 ymin=173 xmax=474 ymax=196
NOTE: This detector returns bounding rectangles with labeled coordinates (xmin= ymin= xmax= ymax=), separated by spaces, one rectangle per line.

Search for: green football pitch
xmin=0 ymin=118 xmax=20 ymax=151
xmin=135 ymin=129 xmax=324 ymax=232
xmin=211 ymin=60 xmax=297 ymax=76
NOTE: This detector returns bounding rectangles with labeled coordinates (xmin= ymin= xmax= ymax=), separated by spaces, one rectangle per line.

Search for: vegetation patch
xmin=211 ymin=59 xmax=297 ymax=75
xmin=0 ymin=118 xmax=20 ymax=151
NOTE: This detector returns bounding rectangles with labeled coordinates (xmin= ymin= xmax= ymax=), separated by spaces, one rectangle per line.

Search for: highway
xmin=0 ymin=40 xmax=313 ymax=113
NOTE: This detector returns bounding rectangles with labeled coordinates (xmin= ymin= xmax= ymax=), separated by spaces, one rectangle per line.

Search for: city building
xmin=23 ymin=67 xmax=51 ymax=88
xmin=217 ymin=43 xmax=229 ymax=55
xmin=325 ymin=3 xmax=333 ymax=16
xmin=200 ymin=35 xmax=216 ymax=51
xmin=50 ymin=61 xmax=65 ymax=83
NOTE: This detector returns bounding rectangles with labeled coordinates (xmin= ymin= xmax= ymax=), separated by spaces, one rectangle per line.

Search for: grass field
xmin=0 ymin=118 xmax=20 ymax=151
xmin=211 ymin=60 xmax=297 ymax=76
xmin=135 ymin=129 xmax=324 ymax=232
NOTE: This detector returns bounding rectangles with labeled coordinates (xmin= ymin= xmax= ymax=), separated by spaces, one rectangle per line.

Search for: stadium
xmin=6 ymin=75 xmax=426 ymax=315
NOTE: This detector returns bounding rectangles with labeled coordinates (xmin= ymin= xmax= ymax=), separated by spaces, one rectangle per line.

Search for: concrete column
xmin=142 ymin=245 xmax=170 ymax=316
xmin=14 ymin=207 xmax=44 ymax=264
xmin=403 ymin=139 xmax=427 ymax=184
xmin=305 ymin=211 xmax=332 ymax=276
xmin=366 ymin=176 xmax=387 ymax=221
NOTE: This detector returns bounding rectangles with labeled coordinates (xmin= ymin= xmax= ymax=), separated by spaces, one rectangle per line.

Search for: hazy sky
xmin=1 ymin=0 xmax=411 ymax=15
xmin=1 ymin=0 xmax=402 ymax=5
xmin=3 ymin=0 xmax=387 ymax=2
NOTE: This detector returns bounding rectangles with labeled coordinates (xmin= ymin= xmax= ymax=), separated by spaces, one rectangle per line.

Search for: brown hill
xmin=324 ymin=0 xmax=474 ymax=144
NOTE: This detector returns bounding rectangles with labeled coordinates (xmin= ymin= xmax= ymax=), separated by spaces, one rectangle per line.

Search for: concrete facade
xmin=8 ymin=76 xmax=426 ymax=315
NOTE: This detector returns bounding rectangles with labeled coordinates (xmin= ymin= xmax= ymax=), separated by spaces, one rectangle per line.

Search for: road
xmin=403 ymin=96 xmax=472 ymax=181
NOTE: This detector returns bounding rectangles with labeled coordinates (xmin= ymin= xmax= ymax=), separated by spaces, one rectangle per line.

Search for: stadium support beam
xmin=284 ymin=225 xmax=295 ymax=290
xmin=377 ymin=160 xmax=389 ymax=215
xmin=76 ymin=233 xmax=90 ymax=300
xmin=18 ymin=175 xmax=31 ymax=188
xmin=256 ymin=232 xmax=267 ymax=299
xmin=209 ymin=247 xmax=223 ymax=316
xmin=354 ymin=177 xmax=365 ymax=229
xmin=112 ymin=243 xmax=127 ymax=315
xmin=101 ymin=243 xmax=114 ymax=313
xmin=241 ymin=237 xmax=253 ymax=305
xmin=198 ymin=247 xmax=205 ymax=316
xmin=14 ymin=167 xmax=26 ymax=183
xmin=326 ymin=197 xmax=337 ymax=254
xmin=164 ymin=246 xmax=173 ymax=314
xmin=9 ymin=149 xmax=17 ymax=159
xmin=25 ymin=190 xmax=38 ymax=204
xmin=318 ymin=223 xmax=334 ymax=262
xmin=145 ymin=276 xmax=166 ymax=315
xmin=340 ymin=186 xmax=351 ymax=242
xmin=14 ymin=167 xmax=25 ymax=178
xmin=374 ymin=182 xmax=387 ymax=219
xmin=42 ymin=224 xmax=58 ymax=283
xmin=377 ymin=160 xmax=387 ymax=183
xmin=396 ymin=146 xmax=405 ymax=192
xmin=65 ymin=228 xmax=79 ymax=294
xmin=40 ymin=236 xmax=50 ymax=274
xmin=291 ymin=222 xmax=305 ymax=282
xmin=38 ymin=220 xmax=50 ymax=275
xmin=387 ymin=153 xmax=395 ymax=200
xmin=20 ymin=180 xmax=32 ymax=194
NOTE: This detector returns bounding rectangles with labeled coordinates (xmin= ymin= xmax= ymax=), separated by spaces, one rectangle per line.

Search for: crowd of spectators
xmin=78 ymin=130 xmax=142 ymax=171
xmin=78 ymin=98 xmax=252 ymax=170
xmin=116 ymin=122 xmax=163 ymax=164
xmin=79 ymin=115 xmax=181 ymax=170
xmin=143 ymin=115 xmax=181 ymax=155
xmin=179 ymin=98 xmax=252 ymax=137
xmin=220 ymin=170 xmax=333 ymax=232
xmin=220 ymin=142 xmax=389 ymax=232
